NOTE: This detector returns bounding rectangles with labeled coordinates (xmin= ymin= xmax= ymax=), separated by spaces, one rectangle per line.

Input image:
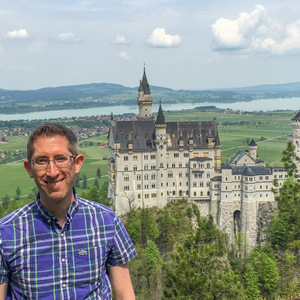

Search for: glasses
xmin=30 ymin=155 xmax=76 ymax=169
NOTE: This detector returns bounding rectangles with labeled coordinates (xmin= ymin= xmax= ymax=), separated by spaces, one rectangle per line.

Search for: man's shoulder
xmin=77 ymin=198 xmax=116 ymax=217
xmin=0 ymin=201 xmax=36 ymax=227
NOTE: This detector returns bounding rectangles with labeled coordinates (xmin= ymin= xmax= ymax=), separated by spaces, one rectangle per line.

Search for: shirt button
xmin=61 ymin=233 xmax=64 ymax=237
xmin=62 ymin=258 xmax=65 ymax=262
xmin=47 ymin=220 xmax=51 ymax=223
xmin=63 ymin=284 xmax=66 ymax=288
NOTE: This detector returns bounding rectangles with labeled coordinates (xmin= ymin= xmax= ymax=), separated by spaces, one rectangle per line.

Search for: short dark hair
xmin=27 ymin=123 xmax=79 ymax=160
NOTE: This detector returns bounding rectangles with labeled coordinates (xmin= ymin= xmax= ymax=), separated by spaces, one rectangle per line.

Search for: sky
xmin=0 ymin=0 xmax=300 ymax=91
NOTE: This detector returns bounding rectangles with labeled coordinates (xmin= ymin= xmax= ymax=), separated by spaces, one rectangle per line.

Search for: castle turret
xmin=248 ymin=139 xmax=257 ymax=161
xmin=137 ymin=67 xmax=154 ymax=120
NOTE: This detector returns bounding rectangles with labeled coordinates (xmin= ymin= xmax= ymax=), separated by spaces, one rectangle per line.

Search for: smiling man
xmin=0 ymin=123 xmax=136 ymax=299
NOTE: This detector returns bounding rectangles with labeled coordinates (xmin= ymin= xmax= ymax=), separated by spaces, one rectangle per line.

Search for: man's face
xmin=24 ymin=135 xmax=84 ymax=206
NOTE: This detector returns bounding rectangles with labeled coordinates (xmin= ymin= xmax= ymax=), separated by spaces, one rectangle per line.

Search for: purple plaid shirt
xmin=0 ymin=190 xmax=136 ymax=299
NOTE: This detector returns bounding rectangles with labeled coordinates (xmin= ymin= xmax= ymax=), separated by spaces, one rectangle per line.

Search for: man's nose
xmin=46 ymin=160 xmax=59 ymax=176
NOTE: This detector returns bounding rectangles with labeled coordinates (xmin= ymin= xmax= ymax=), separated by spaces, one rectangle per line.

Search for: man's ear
xmin=75 ymin=154 xmax=84 ymax=174
xmin=24 ymin=160 xmax=34 ymax=178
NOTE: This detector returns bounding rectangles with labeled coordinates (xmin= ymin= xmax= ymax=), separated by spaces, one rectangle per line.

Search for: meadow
xmin=0 ymin=109 xmax=296 ymax=200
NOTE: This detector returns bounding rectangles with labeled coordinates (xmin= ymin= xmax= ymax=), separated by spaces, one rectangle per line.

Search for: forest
xmin=1 ymin=141 xmax=300 ymax=299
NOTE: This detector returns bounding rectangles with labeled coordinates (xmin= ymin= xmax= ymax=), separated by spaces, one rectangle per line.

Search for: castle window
xmin=152 ymin=184 xmax=156 ymax=188
xmin=206 ymin=163 xmax=210 ymax=168
xmin=194 ymin=192 xmax=196 ymax=196
xmin=151 ymin=165 xmax=156 ymax=170
xmin=184 ymin=153 xmax=189 ymax=157
xmin=151 ymin=193 xmax=156 ymax=198
xmin=138 ymin=194 xmax=141 ymax=199
xmin=124 ymin=166 xmax=128 ymax=171
xmin=194 ymin=153 xmax=199 ymax=158
xmin=144 ymin=174 xmax=149 ymax=180
xmin=200 ymin=182 xmax=204 ymax=187
xmin=174 ymin=153 xmax=179 ymax=158
xmin=137 ymin=184 xmax=141 ymax=189
xmin=166 ymin=153 xmax=169 ymax=158
xmin=193 ymin=182 xmax=197 ymax=187
xmin=145 ymin=194 xmax=149 ymax=198
xmin=200 ymin=191 xmax=203 ymax=196
xmin=144 ymin=165 xmax=148 ymax=170
xmin=133 ymin=155 xmax=137 ymax=160
xmin=173 ymin=191 xmax=175 ymax=195
xmin=151 ymin=155 xmax=156 ymax=159
xmin=137 ymin=174 xmax=141 ymax=181
xmin=179 ymin=163 xmax=182 ymax=168
xmin=179 ymin=172 xmax=183 ymax=178
xmin=172 ymin=163 xmax=175 ymax=168
xmin=207 ymin=173 xmax=210 ymax=178
xmin=133 ymin=166 xmax=137 ymax=171
xmin=144 ymin=155 xmax=148 ymax=160
xmin=124 ymin=156 xmax=128 ymax=161
xmin=124 ymin=186 xmax=129 ymax=191
xmin=168 ymin=172 xmax=173 ymax=178
xmin=265 ymin=176 xmax=269 ymax=180
xmin=151 ymin=174 xmax=155 ymax=180
xmin=124 ymin=176 xmax=129 ymax=182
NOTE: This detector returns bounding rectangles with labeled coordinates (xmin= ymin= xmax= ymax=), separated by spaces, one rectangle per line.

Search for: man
xmin=0 ymin=123 xmax=136 ymax=299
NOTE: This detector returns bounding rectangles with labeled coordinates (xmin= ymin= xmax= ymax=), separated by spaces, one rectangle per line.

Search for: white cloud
xmin=212 ymin=4 xmax=300 ymax=55
xmin=119 ymin=51 xmax=130 ymax=60
xmin=57 ymin=32 xmax=79 ymax=42
xmin=146 ymin=27 xmax=181 ymax=48
xmin=4 ymin=29 xmax=29 ymax=39
xmin=112 ymin=35 xmax=131 ymax=45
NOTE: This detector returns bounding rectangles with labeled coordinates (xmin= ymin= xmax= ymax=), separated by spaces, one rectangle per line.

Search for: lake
xmin=0 ymin=97 xmax=299 ymax=121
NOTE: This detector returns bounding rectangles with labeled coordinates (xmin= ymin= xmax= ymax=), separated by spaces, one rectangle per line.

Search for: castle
xmin=108 ymin=68 xmax=292 ymax=248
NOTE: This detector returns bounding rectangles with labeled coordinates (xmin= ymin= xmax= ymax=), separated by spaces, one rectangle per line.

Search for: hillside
xmin=1 ymin=82 xmax=300 ymax=114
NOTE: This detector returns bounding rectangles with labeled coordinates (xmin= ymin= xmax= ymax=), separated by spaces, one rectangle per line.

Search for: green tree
xmin=163 ymin=228 xmax=246 ymax=299
xmin=96 ymin=167 xmax=101 ymax=178
xmin=243 ymin=263 xmax=261 ymax=300
xmin=282 ymin=141 xmax=299 ymax=177
xmin=140 ymin=208 xmax=159 ymax=247
xmin=2 ymin=194 xmax=10 ymax=210
xmin=249 ymin=250 xmax=279 ymax=297
xmin=82 ymin=174 xmax=87 ymax=189
xmin=93 ymin=178 xmax=99 ymax=189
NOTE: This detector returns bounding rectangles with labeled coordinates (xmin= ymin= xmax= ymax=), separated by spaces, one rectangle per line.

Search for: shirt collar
xmin=35 ymin=188 xmax=79 ymax=223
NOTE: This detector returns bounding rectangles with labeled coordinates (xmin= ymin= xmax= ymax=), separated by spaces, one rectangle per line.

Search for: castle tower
xmin=248 ymin=139 xmax=257 ymax=161
xmin=137 ymin=67 xmax=154 ymax=121
xmin=155 ymin=102 xmax=168 ymax=207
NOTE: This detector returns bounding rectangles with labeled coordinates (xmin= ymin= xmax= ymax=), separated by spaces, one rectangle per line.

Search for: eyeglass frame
xmin=29 ymin=155 xmax=77 ymax=169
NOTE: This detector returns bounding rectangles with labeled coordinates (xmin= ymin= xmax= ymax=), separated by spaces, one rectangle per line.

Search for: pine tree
xmin=96 ymin=167 xmax=101 ymax=178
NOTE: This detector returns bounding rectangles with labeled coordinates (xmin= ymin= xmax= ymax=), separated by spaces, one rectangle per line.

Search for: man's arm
xmin=0 ymin=283 xmax=7 ymax=300
xmin=108 ymin=264 xmax=135 ymax=300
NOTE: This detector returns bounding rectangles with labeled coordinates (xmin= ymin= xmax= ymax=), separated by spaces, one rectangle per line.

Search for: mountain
xmin=0 ymin=82 xmax=300 ymax=114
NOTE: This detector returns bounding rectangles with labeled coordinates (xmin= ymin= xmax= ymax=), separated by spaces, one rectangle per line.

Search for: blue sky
xmin=0 ymin=0 xmax=300 ymax=90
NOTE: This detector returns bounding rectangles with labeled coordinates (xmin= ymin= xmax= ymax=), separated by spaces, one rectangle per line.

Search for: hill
xmin=1 ymin=82 xmax=300 ymax=114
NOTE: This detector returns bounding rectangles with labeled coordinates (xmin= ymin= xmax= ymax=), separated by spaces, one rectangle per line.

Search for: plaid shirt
xmin=0 ymin=190 xmax=136 ymax=299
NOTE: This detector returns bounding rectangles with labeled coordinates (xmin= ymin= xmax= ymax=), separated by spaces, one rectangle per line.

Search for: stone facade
xmin=107 ymin=68 xmax=289 ymax=249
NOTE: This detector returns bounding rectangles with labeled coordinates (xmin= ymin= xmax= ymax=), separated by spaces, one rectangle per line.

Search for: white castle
xmin=108 ymin=68 xmax=296 ymax=248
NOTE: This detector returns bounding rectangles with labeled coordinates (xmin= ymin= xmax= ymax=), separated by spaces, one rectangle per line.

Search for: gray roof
xmin=110 ymin=119 xmax=219 ymax=152
xmin=230 ymin=165 xmax=272 ymax=176
xmin=292 ymin=111 xmax=300 ymax=121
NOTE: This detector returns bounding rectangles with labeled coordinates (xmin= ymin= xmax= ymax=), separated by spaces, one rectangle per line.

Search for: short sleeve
xmin=107 ymin=214 xmax=137 ymax=266
xmin=0 ymin=229 xmax=9 ymax=284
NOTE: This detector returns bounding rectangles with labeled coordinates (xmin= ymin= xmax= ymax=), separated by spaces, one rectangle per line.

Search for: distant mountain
xmin=0 ymin=82 xmax=300 ymax=114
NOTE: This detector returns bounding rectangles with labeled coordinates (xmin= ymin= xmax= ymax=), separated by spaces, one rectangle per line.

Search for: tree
xmin=2 ymin=194 xmax=10 ymax=210
xmin=96 ymin=167 xmax=101 ymax=178
xmin=82 ymin=174 xmax=87 ymax=189
xmin=163 ymin=228 xmax=247 ymax=299
xmin=93 ymin=178 xmax=99 ymax=189
xmin=16 ymin=186 xmax=21 ymax=197
xmin=243 ymin=263 xmax=261 ymax=300
xmin=282 ymin=141 xmax=299 ymax=177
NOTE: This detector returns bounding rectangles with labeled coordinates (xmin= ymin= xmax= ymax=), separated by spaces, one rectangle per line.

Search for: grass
xmin=0 ymin=109 xmax=296 ymax=200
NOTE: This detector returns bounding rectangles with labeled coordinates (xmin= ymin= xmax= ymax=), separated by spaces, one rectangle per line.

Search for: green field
xmin=0 ymin=109 xmax=296 ymax=200
xmin=0 ymin=135 xmax=110 ymax=200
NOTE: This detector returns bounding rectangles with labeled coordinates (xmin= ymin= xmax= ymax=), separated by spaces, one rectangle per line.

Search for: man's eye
xmin=36 ymin=158 xmax=48 ymax=164
xmin=56 ymin=156 xmax=68 ymax=162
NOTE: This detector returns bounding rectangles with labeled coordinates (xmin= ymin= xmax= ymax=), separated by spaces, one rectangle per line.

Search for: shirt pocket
xmin=72 ymin=242 xmax=110 ymax=285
